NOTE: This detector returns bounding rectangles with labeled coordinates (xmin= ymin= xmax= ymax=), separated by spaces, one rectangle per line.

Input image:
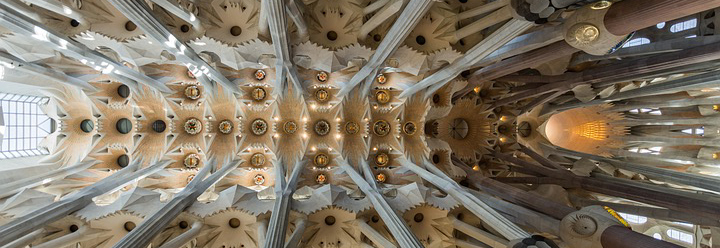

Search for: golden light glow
xmin=472 ymin=165 xmax=480 ymax=171
xmin=473 ymin=86 xmax=481 ymax=93
xmin=714 ymin=105 xmax=719 ymax=111
xmin=572 ymin=121 xmax=608 ymax=141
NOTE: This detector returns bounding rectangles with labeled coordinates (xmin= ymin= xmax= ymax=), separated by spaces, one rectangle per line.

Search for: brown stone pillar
xmin=601 ymin=225 xmax=683 ymax=248
xmin=605 ymin=0 xmax=720 ymax=36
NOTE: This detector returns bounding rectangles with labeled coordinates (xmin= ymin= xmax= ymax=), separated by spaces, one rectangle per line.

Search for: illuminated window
xmin=628 ymin=108 xmax=661 ymax=115
xmin=673 ymin=222 xmax=693 ymax=227
xmin=680 ymin=127 xmax=704 ymax=136
xmin=0 ymin=93 xmax=52 ymax=159
xmin=618 ymin=213 xmax=647 ymax=224
xmin=653 ymin=233 xmax=662 ymax=240
xmin=666 ymin=229 xmax=693 ymax=244
xmin=572 ymin=121 xmax=608 ymax=141
xmin=622 ymin=38 xmax=650 ymax=48
xmin=670 ymin=19 xmax=697 ymax=33
xmin=657 ymin=22 xmax=666 ymax=29
xmin=628 ymin=147 xmax=662 ymax=155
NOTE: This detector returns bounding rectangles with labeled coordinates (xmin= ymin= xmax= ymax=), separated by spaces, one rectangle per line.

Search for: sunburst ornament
xmin=250 ymin=153 xmax=266 ymax=167
xmin=314 ymin=120 xmax=331 ymax=136
xmin=251 ymin=87 xmax=266 ymax=101
xmin=314 ymin=153 xmax=330 ymax=167
xmin=403 ymin=122 xmax=417 ymax=135
xmin=316 ymin=173 xmax=328 ymax=184
xmin=376 ymin=90 xmax=391 ymax=104
xmin=184 ymin=85 xmax=201 ymax=100
xmin=218 ymin=120 xmax=234 ymax=134
xmin=253 ymin=174 xmax=265 ymax=185
xmin=283 ymin=121 xmax=298 ymax=134
xmin=375 ymin=173 xmax=387 ymax=183
xmin=184 ymin=154 xmax=200 ymax=168
xmin=315 ymin=89 xmax=330 ymax=102
xmin=316 ymin=71 xmax=328 ymax=82
xmin=345 ymin=122 xmax=359 ymax=134
xmin=254 ymin=70 xmax=266 ymax=80
xmin=251 ymin=119 xmax=268 ymax=135
xmin=376 ymin=74 xmax=387 ymax=84
xmin=375 ymin=153 xmax=389 ymax=167
xmin=184 ymin=118 xmax=203 ymax=135
xmin=373 ymin=120 xmax=391 ymax=137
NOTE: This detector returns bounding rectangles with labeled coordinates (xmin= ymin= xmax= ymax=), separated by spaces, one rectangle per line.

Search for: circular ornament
xmin=152 ymin=120 xmax=166 ymax=133
xmin=218 ymin=120 xmax=233 ymax=134
xmin=251 ymin=87 xmax=266 ymax=101
xmin=254 ymin=70 xmax=266 ymax=80
xmin=80 ymin=119 xmax=94 ymax=133
xmin=314 ymin=153 xmax=330 ymax=167
xmin=184 ymin=154 xmax=200 ymax=168
xmin=184 ymin=118 xmax=203 ymax=135
xmin=315 ymin=89 xmax=329 ymax=102
xmin=345 ymin=122 xmax=359 ymax=134
xmin=116 ymin=118 xmax=132 ymax=134
xmin=376 ymin=74 xmax=387 ymax=84
xmin=254 ymin=174 xmax=265 ymax=185
xmin=283 ymin=121 xmax=297 ymax=134
xmin=250 ymin=153 xmax=266 ymax=167
xmin=314 ymin=120 xmax=331 ymax=136
xmin=316 ymin=173 xmax=327 ymax=184
xmin=403 ymin=122 xmax=417 ymax=135
xmin=373 ymin=120 xmax=391 ymax=137
xmin=376 ymin=90 xmax=390 ymax=104
xmin=376 ymin=173 xmax=387 ymax=183
xmin=184 ymin=85 xmax=201 ymax=100
xmin=316 ymin=71 xmax=328 ymax=82
xmin=591 ymin=0 xmax=612 ymax=9
xmin=251 ymin=119 xmax=268 ymax=136
xmin=375 ymin=153 xmax=389 ymax=167
xmin=569 ymin=24 xmax=600 ymax=45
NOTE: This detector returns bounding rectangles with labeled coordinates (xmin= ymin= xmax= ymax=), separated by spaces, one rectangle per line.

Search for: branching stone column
xmin=338 ymin=0 xmax=434 ymax=96
xmin=355 ymin=219 xmax=397 ymax=248
xmin=0 ymin=160 xmax=171 ymax=244
xmin=113 ymin=160 xmax=241 ymax=248
xmin=397 ymin=158 xmax=531 ymax=241
xmin=337 ymin=159 xmax=423 ymax=247
xmin=0 ymin=160 xmax=97 ymax=199
xmin=284 ymin=217 xmax=307 ymax=248
xmin=0 ymin=51 xmax=96 ymax=91
xmin=399 ymin=19 xmax=533 ymax=99
xmin=263 ymin=160 xmax=305 ymax=248
xmin=264 ymin=0 xmax=303 ymax=96
xmin=448 ymin=215 xmax=508 ymax=248
xmin=105 ymin=0 xmax=239 ymax=93
xmin=0 ymin=2 xmax=172 ymax=93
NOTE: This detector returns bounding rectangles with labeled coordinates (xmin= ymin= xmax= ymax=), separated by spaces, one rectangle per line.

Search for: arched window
xmin=0 ymin=93 xmax=52 ymax=159
xmin=670 ymin=19 xmax=698 ymax=33
xmin=627 ymin=147 xmax=662 ymax=155
xmin=657 ymin=22 xmax=666 ymax=29
xmin=622 ymin=38 xmax=650 ymax=48
xmin=653 ymin=233 xmax=663 ymax=240
xmin=680 ymin=127 xmax=704 ymax=136
xmin=666 ymin=229 xmax=694 ymax=244
xmin=618 ymin=213 xmax=648 ymax=224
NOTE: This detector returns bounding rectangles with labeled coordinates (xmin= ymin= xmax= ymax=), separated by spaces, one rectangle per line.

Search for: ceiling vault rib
xmin=0 ymin=2 xmax=173 ymax=93
xmin=0 ymin=160 xmax=171 ymax=245
xmin=338 ymin=0 xmax=434 ymax=97
xmin=0 ymin=51 xmax=97 ymax=91
xmin=263 ymin=159 xmax=305 ymax=248
xmin=263 ymin=0 xmax=303 ymax=97
xmin=400 ymin=19 xmax=533 ymax=99
xmin=113 ymin=159 xmax=241 ymax=248
xmin=338 ymin=159 xmax=424 ymax=247
xmin=106 ymin=0 xmax=240 ymax=94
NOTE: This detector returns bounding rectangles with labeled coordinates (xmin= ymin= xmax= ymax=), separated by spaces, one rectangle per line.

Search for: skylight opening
xmin=670 ymin=19 xmax=697 ymax=33
xmin=0 ymin=93 xmax=52 ymax=159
